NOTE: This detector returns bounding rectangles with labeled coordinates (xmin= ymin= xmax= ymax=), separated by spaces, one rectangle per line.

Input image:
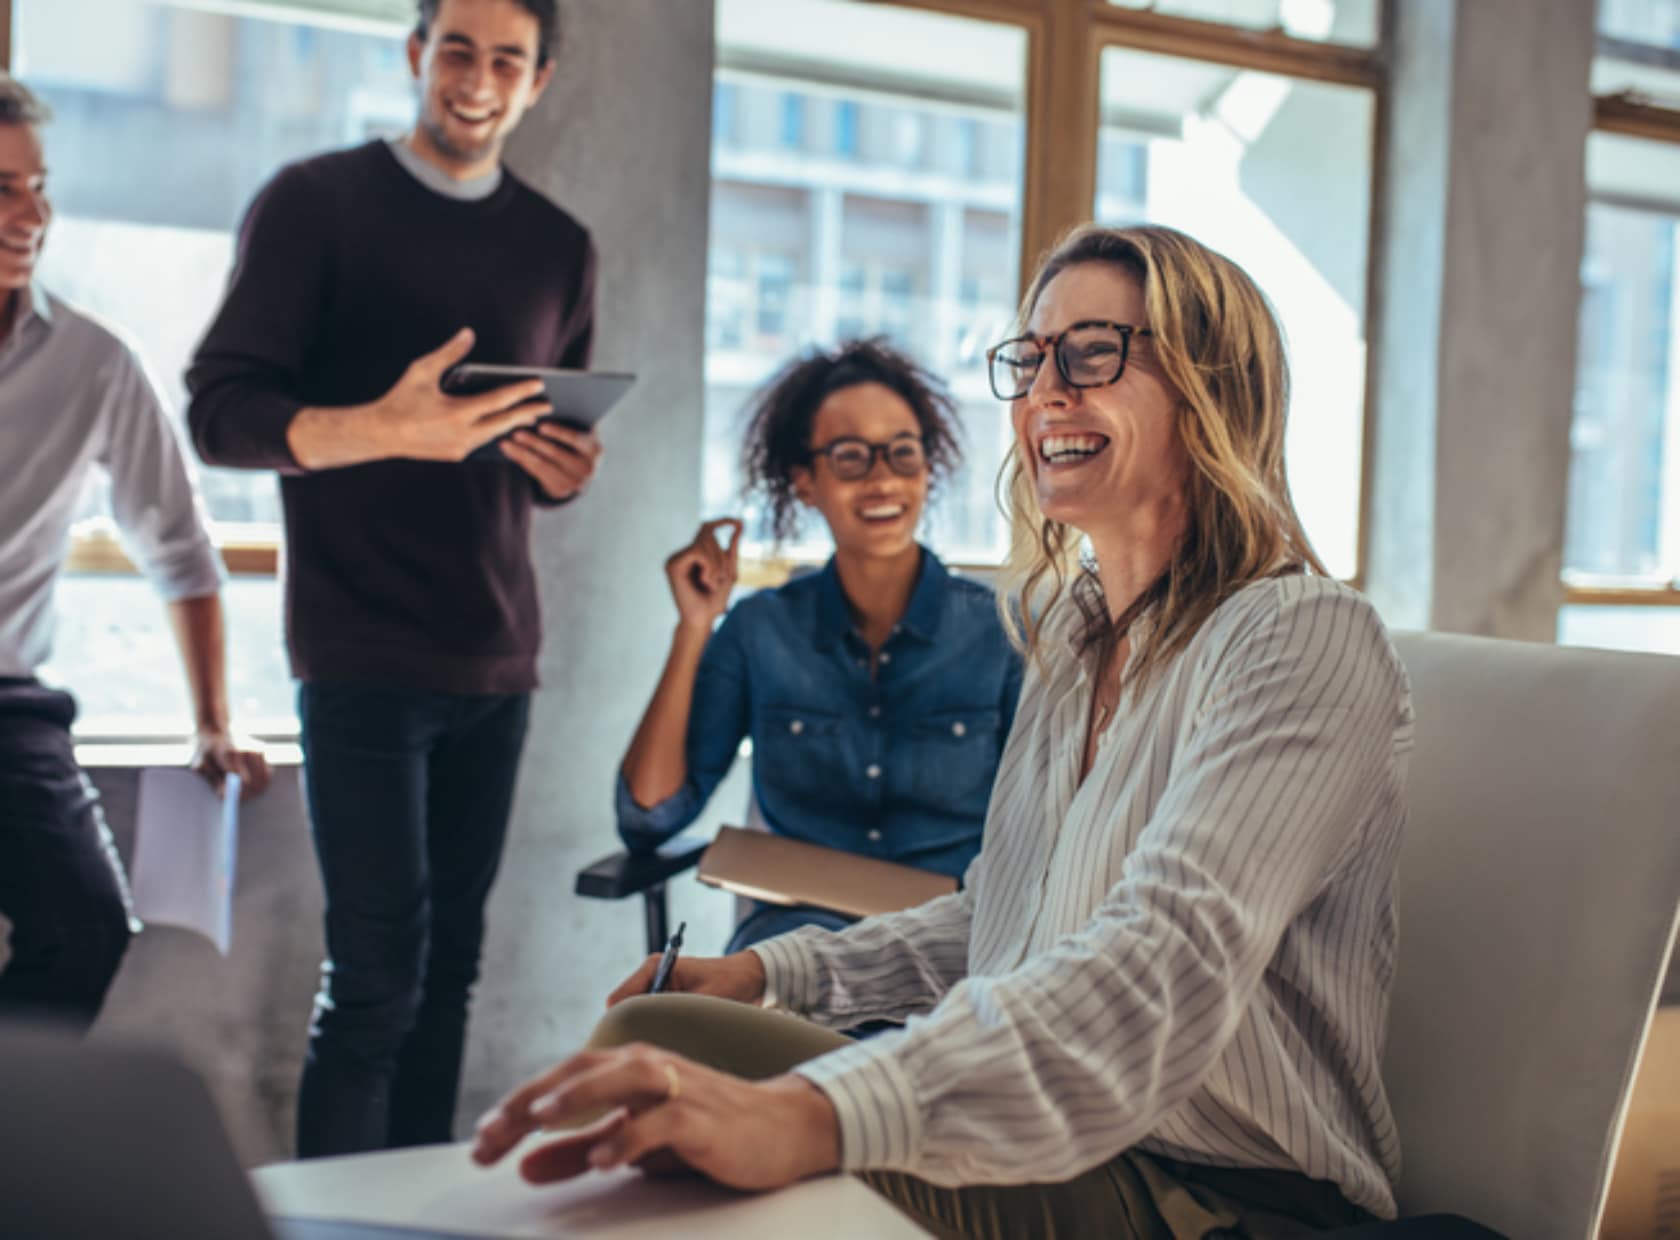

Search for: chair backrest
xmin=1385 ymin=632 xmax=1680 ymax=1238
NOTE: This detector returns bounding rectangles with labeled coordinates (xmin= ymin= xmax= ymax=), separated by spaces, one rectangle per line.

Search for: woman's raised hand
xmin=665 ymin=518 xmax=743 ymax=630
xmin=605 ymin=950 xmax=767 ymax=1008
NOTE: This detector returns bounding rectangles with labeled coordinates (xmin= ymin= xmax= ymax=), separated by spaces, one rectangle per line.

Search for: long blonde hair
xmin=997 ymin=224 xmax=1326 ymax=691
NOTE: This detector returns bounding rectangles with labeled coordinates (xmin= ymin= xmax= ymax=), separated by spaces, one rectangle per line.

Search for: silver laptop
xmin=0 ymin=1022 xmax=482 ymax=1239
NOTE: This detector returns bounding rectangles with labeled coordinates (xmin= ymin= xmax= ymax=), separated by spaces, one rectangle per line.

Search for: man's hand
xmin=288 ymin=327 xmax=550 ymax=469
xmin=501 ymin=421 xmax=603 ymax=501
xmin=190 ymin=730 xmax=272 ymax=799
xmin=471 ymin=1045 xmax=841 ymax=1192
xmin=606 ymin=951 xmax=766 ymax=1008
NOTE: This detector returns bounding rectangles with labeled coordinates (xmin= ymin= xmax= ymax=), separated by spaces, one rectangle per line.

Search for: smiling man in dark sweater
xmin=187 ymin=0 xmax=598 ymax=1158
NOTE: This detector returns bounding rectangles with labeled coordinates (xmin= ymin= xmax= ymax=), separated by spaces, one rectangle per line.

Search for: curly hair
xmin=997 ymin=224 xmax=1326 ymax=694
xmin=740 ymin=338 xmax=964 ymax=545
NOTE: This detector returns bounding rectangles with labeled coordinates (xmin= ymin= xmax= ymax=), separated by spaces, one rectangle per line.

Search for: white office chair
xmin=1381 ymin=632 xmax=1680 ymax=1238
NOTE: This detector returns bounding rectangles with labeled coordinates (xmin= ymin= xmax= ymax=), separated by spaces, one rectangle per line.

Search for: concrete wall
xmin=1366 ymin=0 xmax=1596 ymax=639
xmin=81 ymin=763 xmax=320 ymax=1168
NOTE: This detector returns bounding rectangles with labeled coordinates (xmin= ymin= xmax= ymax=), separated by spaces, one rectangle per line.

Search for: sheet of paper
xmin=129 ymin=767 xmax=241 ymax=954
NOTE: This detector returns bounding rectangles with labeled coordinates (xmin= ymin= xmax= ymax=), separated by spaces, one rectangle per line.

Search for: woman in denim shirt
xmin=616 ymin=340 xmax=1023 ymax=952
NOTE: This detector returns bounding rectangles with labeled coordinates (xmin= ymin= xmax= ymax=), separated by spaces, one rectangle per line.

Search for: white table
xmin=253 ymin=1143 xmax=929 ymax=1239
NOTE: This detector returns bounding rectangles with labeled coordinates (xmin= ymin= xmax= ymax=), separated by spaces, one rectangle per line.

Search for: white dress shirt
xmin=0 ymin=284 xmax=223 ymax=678
xmin=753 ymin=573 xmax=1412 ymax=1218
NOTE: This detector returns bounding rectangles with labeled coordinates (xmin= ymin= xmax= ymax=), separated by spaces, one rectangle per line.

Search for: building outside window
xmin=777 ymin=91 xmax=804 ymax=149
xmin=1092 ymin=43 xmax=1376 ymax=580
xmin=705 ymin=0 xmax=1029 ymax=564
xmin=833 ymin=99 xmax=858 ymax=157
xmin=713 ymin=80 xmax=737 ymax=145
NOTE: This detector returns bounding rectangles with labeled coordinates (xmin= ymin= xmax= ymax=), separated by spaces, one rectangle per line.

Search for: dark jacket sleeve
xmin=557 ymin=234 xmax=598 ymax=370
xmin=533 ymin=231 xmax=600 ymax=507
xmin=615 ymin=604 xmax=752 ymax=853
xmin=185 ymin=162 xmax=333 ymax=471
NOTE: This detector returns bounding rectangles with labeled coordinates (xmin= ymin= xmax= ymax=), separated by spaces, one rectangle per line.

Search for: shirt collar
xmin=898 ymin=546 xmax=949 ymax=643
xmin=812 ymin=545 xmax=949 ymax=648
xmin=1061 ymin=581 xmax=1160 ymax=674
xmin=23 ymin=282 xmax=52 ymax=327
xmin=1 ymin=283 xmax=52 ymax=357
xmin=384 ymin=137 xmax=504 ymax=202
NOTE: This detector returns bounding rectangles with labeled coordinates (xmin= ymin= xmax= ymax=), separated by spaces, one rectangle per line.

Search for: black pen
xmin=649 ymin=920 xmax=686 ymax=994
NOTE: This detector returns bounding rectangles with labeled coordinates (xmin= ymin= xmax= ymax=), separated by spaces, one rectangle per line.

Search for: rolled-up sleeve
xmin=751 ymin=884 xmax=975 ymax=1026
xmin=615 ymin=606 xmax=752 ymax=852
xmin=100 ymin=346 xmax=223 ymax=602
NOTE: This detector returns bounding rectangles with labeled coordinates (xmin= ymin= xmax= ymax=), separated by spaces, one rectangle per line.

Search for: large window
xmin=701 ymin=0 xmax=1381 ymax=575
xmin=12 ymin=0 xmax=412 ymax=727
xmin=5 ymin=0 xmax=1389 ymax=730
xmin=703 ymin=0 xmax=1027 ymax=565
xmin=1560 ymin=2 xmax=1680 ymax=652
xmin=1093 ymin=46 xmax=1374 ymax=579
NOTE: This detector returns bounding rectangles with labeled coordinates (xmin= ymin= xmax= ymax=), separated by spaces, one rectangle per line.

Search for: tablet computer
xmin=442 ymin=364 xmax=635 ymax=463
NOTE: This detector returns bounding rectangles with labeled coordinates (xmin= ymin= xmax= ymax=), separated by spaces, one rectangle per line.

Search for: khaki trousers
xmin=591 ymin=994 xmax=1373 ymax=1239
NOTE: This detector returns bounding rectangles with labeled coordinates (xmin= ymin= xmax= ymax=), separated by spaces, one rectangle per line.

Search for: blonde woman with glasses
xmin=475 ymin=225 xmax=1412 ymax=1239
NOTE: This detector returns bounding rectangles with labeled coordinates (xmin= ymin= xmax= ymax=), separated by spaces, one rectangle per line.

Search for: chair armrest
xmin=574 ymin=835 xmax=710 ymax=900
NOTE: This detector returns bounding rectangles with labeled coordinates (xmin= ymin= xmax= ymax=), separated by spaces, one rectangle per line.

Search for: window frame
xmin=5 ymin=0 xmax=1388 ymax=588
xmin=1566 ymin=52 xmax=1680 ymax=611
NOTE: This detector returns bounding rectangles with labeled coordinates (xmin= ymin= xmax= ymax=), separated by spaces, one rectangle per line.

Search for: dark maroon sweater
xmin=187 ymin=142 xmax=596 ymax=694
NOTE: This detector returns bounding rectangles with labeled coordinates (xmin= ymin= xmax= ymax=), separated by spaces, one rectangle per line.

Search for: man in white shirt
xmin=0 ymin=73 xmax=269 ymax=1030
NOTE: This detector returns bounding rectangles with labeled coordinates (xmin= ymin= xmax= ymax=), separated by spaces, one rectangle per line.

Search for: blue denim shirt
xmin=616 ymin=548 xmax=1023 ymax=901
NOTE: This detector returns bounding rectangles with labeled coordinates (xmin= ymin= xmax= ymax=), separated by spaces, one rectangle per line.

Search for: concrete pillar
xmin=1365 ymin=0 xmax=1595 ymax=639
xmin=459 ymin=0 xmax=723 ymax=1128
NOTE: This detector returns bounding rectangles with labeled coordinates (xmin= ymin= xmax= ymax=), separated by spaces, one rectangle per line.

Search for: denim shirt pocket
xmin=756 ymin=706 xmax=849 ymax=808
xmin=899 ymin=706 xmax=1004 ymax=821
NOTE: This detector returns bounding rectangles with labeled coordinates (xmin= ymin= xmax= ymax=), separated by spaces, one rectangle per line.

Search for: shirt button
xmin=865 ymin=763 xmax=881 ymax=779
xmin=879 ymin=651 xmax=892 ymax=664
xmin=788 ymin=719 xmax=804 ymax=735
xmin=867 ymin=705 xmax=881 ymax=719
xmin=867 ymin=828 xmax=883 ymax=842
xmin=951 ymin=721 xmax=966 ymax=738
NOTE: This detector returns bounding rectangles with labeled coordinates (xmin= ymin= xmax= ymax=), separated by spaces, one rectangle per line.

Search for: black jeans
xmin=294 ymin=682 xmax=530 ymax=1158
xmin=0 ymin=679 xmax=135 ymax=1031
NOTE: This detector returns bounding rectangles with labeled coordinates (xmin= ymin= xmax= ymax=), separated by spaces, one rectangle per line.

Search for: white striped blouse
xmin=751 ymin=573 xmax=1413 ymax=1218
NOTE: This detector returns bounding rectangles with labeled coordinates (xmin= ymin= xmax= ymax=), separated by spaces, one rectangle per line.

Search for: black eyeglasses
xmin=807 ymin=434 xmax=927 ymax=481
xmin=986 ymin=321 xmax=1153 ymax=401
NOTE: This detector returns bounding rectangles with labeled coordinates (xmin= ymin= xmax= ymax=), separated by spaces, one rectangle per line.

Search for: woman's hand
xmin=665 ymin=518 xmax=742 ymax=630
xmin=606 ymin=951 xmax=766 ymax=1008
xmin=471 ymin=1044 xmax=840 ymax=1191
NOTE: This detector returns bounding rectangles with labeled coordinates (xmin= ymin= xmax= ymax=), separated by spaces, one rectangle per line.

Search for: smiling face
xmin=790 ymin=381 xmax=930 ymax=562
xmin=407 ymin=0 xmax=552 ymax=179
xmin=0 ymin=122 xmax=49 ymax=302
xmin=1011 ymin=260 xmax=1188 ymax=546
